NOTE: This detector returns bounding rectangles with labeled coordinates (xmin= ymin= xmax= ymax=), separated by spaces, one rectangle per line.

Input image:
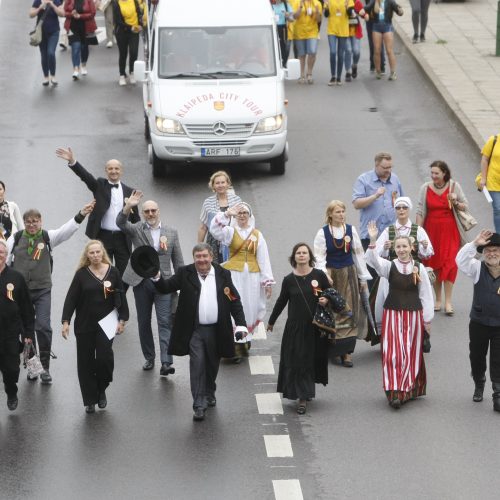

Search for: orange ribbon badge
xmin=412 ymin=266 xmax=421 ymax=286
xmin=311 ymin=280 xmax=322 ymax=296
xmin=344 ymin=235 xmax=351 ymax=253
xmin=160 ymin=235 xmax=168 ymax=251
xmin=32 ymin=242 xmax=44 ymax=261
xmin=224 ymin=287 xmax=237 ymax=301
xmin=103 ymin=280 xmax=114 ymax=299
xmin=6 ymin=283 xmax=14 ymax=301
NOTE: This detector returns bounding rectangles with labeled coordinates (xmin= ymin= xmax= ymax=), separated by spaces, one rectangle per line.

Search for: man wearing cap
xmin=55 ymin=147 xmax=140 ymax=278
xmin=456 ymin=229 xmax=500 ymax=412
xmin=145 ymin=242 xmax=247 ymax=421
xmin=116 ymin=190 xmax=184 ymax=375
xmin=0 ymin=239 xmax=35 ymax=411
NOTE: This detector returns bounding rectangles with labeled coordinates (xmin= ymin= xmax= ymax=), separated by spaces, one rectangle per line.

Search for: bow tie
xmin=110 ymin=183 xmax=119 ymax=189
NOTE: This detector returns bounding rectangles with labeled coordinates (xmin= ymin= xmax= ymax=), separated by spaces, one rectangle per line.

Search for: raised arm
xmin=56 ymin=147 xmax=99 ymax=193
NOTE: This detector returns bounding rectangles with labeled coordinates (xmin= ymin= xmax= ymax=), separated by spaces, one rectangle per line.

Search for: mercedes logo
xmin=213 ymin=122 xmax=227 ymax=136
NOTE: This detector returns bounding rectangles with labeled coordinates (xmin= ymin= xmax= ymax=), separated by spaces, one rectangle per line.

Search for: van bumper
xmin=150 ymin=131 xmax=287 ymax=163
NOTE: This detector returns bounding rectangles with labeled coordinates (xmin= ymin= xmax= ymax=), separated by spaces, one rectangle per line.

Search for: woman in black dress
xmin=62 ymin=240 xmax=128 ymax=414
xmin=267 ymin=243 xmax=330 ymax=414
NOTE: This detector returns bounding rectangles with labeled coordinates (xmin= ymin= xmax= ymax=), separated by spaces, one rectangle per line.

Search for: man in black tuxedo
xmin=56 ymin=147 xmax=140 ymax=277
xmin=133 ymin=243 xmax=247 ymax=421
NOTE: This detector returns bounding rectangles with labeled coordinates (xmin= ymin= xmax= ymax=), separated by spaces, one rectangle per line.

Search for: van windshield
xmin=158 ymin=26 xmax=276 ymax=79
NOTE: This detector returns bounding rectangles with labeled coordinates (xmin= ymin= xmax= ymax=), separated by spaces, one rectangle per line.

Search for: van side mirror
xmin=284 ymin=59 xmax=300 ymax=80
xmin=134 ymin=60 xmax=147 ymax=82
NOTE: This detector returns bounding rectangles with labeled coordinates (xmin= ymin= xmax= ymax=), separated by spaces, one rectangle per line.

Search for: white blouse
xmin=209 ymin=212 xmax=275 ymax=287
xmin=314 ymin=224 xmax=371 ymax=281
xmin=365 ymin=248 xmax=434 ymax=323
xmin=456 ymin=242 xmax=482 ymax=283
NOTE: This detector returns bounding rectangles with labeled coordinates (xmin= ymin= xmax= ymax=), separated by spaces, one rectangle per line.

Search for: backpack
xmin=12 ymin=230 xmax=53 ymax=272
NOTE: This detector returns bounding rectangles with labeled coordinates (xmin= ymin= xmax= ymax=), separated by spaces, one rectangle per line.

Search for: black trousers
xmin=0 ymin=342 xmax=21 ymax=398
xmin=277 ymin=25 xmax=289 ymax=66
xmin=189 ymin=324 xmax=220 ymax=410
xmin=97 ymin=229 xmax=130 ymax=278
xmin=75 ymin=330 xmax=114 ymax=406
xmin=115 ymin=29 xmax=139 ymax=76
xmin=469 ymin=321 xmax=500 ymax=383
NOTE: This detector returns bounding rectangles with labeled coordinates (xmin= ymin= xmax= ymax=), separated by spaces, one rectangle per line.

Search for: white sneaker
xmin=129 ymin=73 xmax=136 ymax=85
xmin=81 ymin=66 xmax=88 ymax=76
xmin=106 ymin=41 xmax=113 ymax=48
xmin=72 ymin=71 xmax=79 ymax=80
xmin=119 ymin=75 xmax=127 ymax=86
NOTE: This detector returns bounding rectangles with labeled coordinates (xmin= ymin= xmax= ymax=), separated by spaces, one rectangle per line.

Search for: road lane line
xmin=272 ymin=480 xmax=303 ymax=500
xmin=249 ymin=355 xmax=275 ymax=375
xmin=264 ymin=435 xmax=293 ymax=457
xmin=256 ymin=393 xmax=283 ymax=414
xmin=252 ymin=321 xmax=267 ymax=340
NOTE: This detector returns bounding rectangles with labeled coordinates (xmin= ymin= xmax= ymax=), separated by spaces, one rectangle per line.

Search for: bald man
xmin=56 ymin=147 xmax=140 ymax=277
xmin=117 ymin=190 xmax=184 ymax=373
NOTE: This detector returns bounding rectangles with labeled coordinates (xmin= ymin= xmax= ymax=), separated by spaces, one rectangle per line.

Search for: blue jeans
xmin=133 ymin=279 xmax=173 ymax=365
xmin=489 ymin=191 xmax=500 ymax=233
xmin=71 ymin=40 xmax=89 ymax=67
xmin=39 ymin=30 xmax=59 ymax=77
xmin=328 ymin=35 xmax=347 ymax=79
xmin=344 ymin=37 xmax=361 ymax=72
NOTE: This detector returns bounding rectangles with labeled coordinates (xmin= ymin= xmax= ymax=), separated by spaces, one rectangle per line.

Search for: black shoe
xmin=160 ymin=363 xmax=175 ymax=376
xmin=207 ymin=396 xmax=216 ymax=408
xmin=412 ymin=33 xmax=418 ymax=43
xmin=85 ymin=404 xmax=95 ymax=414
xmin=420 ymin=33 xmax=426 ymax=42
xmin=328 ymin=77 xmax=336 ymax=86
xmin=98 ymin=391 xmax=107 ymax=409
xmin=40 ymin=370 xmax=52 ymax=384
xmin=7 ymin=397 xmax=18 ymax=411
xmin=193 ymin=408 xmax=205 ymax=421
xmin=345 ymin=73 xmax=352 ymax=82
xmin=351 ymin=65 xmax=357 ymax=79
xmin=369 ymin=64 xmax=375 ymax=73
xmin=232 ymin=356 xmax=243 ymax=364
xmin=389 ymin=399 xmax=401 ymax=410
xmin=143 ymin=359 xmax=155 ymax=371
xmin=493 ymin=382 xmax=500 ymax=412
xmin=473 ymin=376 xmax=486 ymax=402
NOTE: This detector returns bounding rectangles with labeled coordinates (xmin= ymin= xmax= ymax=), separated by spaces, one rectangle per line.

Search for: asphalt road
xmin=1 ymin=1 xmax=499 ymax=499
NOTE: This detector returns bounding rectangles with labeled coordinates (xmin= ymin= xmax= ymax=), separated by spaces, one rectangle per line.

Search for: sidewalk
xmin=393 ymin=0 xmax=500 ymax=149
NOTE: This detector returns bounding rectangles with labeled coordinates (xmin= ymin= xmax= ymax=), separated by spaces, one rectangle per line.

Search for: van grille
xmin=193 ymin=139 xmax=247 ymax=146
xmin=185 ymin=123 xmax=254 ymax=137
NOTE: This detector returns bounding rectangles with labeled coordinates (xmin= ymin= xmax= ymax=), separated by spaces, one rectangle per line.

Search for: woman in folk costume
xmin=365 ymin=221 xmax=434 ymax=409
xmin=313 ymin=200 xmax=371 ymax=367
xmin=210 ymin=202 xmax=274 ymax=361
xmin=372 ymin=196 xmax=433 ymax=334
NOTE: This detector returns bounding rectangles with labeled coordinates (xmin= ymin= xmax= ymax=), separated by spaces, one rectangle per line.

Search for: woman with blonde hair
xmin=198 ymin=170 xmax=241 ymax=263
xmin=62 ymin=240 xmax=128 ymax=414
xmin=314 ymin=200 xmax=370 ymax=367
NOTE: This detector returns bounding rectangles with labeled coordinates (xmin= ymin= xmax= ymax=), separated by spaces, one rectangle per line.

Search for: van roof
xmin=154 ymin=0 xmax=274 ymax=27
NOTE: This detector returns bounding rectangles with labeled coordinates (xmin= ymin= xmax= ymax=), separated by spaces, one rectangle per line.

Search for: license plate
xmin=201 ymin=147 xmax=240 ymax=157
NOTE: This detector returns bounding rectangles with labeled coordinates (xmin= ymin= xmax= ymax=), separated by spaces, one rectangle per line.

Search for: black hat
xmin=477 ymin=233 xmax=500 ymax=253
xmin=130 ymin=246 xmax=160 ymax=278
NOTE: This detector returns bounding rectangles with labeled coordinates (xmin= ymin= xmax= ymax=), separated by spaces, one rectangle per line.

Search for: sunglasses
xmin=143 ymin=209 xmax=158 ymax=214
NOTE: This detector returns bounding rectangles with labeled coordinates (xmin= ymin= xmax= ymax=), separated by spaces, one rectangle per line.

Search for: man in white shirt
xmin=150 ymin=243 xmax=247 ymax=421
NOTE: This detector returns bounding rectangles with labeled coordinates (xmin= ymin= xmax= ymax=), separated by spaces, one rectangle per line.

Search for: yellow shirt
xmin=482 ymin=135 xmax=500 ymax=190
xmin=325 ymin=0 xmax=354 ymax=37
xmin=118 ymin=0 xmax=147 ymax=28
xmin=289 ymin=0 xmax=322 ymax=40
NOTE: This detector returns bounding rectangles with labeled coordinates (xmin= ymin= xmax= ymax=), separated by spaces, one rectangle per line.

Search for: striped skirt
xmin=381 ymin=308 xmax=426 ymax=403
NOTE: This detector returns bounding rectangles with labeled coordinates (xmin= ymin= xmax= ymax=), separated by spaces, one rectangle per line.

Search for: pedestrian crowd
xmin=3 ymin=136 xmax=500 ymax=420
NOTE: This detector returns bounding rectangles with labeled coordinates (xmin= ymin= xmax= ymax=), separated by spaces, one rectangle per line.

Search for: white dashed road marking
xmin=272 ymin=480 xmax=304 ymax=500
xmin=249 ymin=355 xmax=275 ymax=375
xmin=264 ymin=435 xmax=293 ymax=458
xmin=252 ymin=321 xmax=267 ymax=340
xmin=255 ymin=393 xmax=283 ymax=415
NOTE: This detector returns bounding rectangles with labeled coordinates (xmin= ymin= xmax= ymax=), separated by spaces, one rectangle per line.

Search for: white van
xmin=134 ymin=0 xmax=299 ymax=176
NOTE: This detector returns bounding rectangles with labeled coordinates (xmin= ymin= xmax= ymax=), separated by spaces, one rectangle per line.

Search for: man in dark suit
xmin=55 ymin=147 xmax=140 ymax=277
xmin=117 ymin=190 xmax=184 ymax=374
xmin=142 ymin=243 xmax=247 ymax=421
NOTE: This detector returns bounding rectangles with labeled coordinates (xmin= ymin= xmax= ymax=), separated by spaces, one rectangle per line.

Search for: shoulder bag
xmin=450 ymin=180 xmax=477 ymax=232
xmin=29 ymin=5 xmax=50 ymax=47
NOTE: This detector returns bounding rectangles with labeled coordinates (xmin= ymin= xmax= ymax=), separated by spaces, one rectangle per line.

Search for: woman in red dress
xmin=416 ymin=161 xmax=469 ymax=316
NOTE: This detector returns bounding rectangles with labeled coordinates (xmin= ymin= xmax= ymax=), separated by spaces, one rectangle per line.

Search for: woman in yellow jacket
xmin=324 ymin=0 xmax=353 ymax=86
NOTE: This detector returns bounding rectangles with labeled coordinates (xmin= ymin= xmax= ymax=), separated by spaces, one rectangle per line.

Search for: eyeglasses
xmin=395 ymin=206 xmax=408 ymax=211
xmin=237 ymin=212 xmax=249 ymax=216
xmin=143 ymin=209 xmax=158 ymax=214
xmin=25 ymin=220 xmax=41 ymax=225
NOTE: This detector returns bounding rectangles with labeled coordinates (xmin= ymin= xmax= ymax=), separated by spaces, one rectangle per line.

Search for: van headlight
xmin=155 ymin=117 xmax=186 ymax=135
xmin=254 ymin=114 xmax=283 ymax=134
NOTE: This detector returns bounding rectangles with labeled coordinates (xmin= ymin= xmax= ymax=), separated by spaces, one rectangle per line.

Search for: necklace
xmin=330 ymin=224 xmax=346 ymax=248
xmin=433 ymin=182 xmax=446 ymax=189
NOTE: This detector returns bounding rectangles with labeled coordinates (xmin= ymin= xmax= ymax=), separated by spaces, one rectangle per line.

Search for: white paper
xmin=98 ymin=309 xmax=119 ymax=340
xmin=483 ymin=187 xmax=493 ymax=203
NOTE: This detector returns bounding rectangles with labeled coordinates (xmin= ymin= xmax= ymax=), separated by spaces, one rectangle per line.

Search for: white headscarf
xmin=394 ymin=196 xmax=413 ymax=210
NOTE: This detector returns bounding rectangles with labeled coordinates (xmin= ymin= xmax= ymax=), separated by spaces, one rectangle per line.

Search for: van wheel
xmin=152 ymin=150 xmax=165 ymax=177
xmin=270 ymin=151 xmax=286 ymax=175
xmin=144 ymin=115 xmax=150 ymax=141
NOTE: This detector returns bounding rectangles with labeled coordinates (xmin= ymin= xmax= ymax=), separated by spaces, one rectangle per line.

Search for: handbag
xmin=29 ymin=6 xmax=50 ymax=47
xmin=450 ymin=180 xmax=477 ymax=232
xmin=23 ymin=343 xmax=45 ymax=377
xmin=86 ymin=33 xmax=99 ymax=46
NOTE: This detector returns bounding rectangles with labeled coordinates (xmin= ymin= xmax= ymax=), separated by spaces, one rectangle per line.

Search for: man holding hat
xmin=135 ymin=242 xmax=247 ymax=421
xmin=116 ymin=190 xmax=184 ymax=375
xmin=456 ymin=229 xmax=500 ymax=411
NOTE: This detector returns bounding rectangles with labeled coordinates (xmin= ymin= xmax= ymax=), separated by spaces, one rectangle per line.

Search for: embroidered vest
xmin=384 ymin=262 xmax=422 ymax=311
xmin=388 ymin=223 xmax=420 ymax=262
xmin=222 ymin=229 xmax=261 ymax=273
xmin=324 ymin=224 xmax=354 ymax=269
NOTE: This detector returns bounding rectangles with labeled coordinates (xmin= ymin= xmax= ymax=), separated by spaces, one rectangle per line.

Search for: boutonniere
xmin=103 ymin=280 xmax=114 ymax=299
xmin=32 ymin=242 xmax=44 ymax=261
xmin=344 ymin=235 xmax=351 ymax=253
xmin=224 ymin=286 xmax=237 ymax=301
xmin=311 ymin=279 xmax=322 ymax=296
xmin=6 ymin=283 xmax=14 ymax=301
xmin=412 ymin=266 xmax=421 ymax=285
xmin=160 ymin=235 xmax=168 ymax=251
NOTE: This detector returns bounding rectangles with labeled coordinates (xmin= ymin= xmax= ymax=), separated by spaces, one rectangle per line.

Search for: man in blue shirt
xmin=352 ymin=152 xmax=404 ymax=281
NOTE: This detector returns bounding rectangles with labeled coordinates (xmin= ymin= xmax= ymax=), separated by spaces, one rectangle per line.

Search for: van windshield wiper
xmin=202 ymin=70 xmax=259 ymax=78
xmin=163 ymin=72 xmax=217 ymax=79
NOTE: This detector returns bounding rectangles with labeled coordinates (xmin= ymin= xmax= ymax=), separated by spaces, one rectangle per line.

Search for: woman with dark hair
xmin=267 ymin=243 xmax=330 ymax=414
xmin=62 ymin=240 xmax=129 ymax=414
xmin=416 ymin=161 xmax=469 ymax=316
xmin=0 ymin=181 xmax=24 ymax=240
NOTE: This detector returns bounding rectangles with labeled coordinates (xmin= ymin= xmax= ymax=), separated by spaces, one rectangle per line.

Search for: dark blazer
xmin=69 ymin=161 xmax=140 ymax=247
xmin=155 ymin=264 xmax=247 ymax=358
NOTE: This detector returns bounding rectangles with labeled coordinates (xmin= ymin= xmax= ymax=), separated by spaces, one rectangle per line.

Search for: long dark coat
xmin=155 ymin=263 xmax=246 ymax=358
